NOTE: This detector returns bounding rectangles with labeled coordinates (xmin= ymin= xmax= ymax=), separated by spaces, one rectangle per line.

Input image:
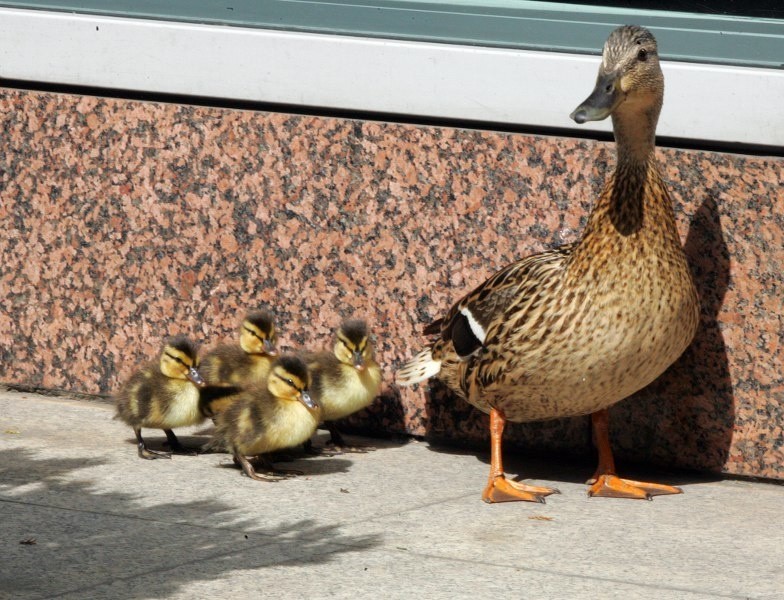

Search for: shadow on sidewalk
xmin=0 ymin=447 xmax=381 ymax=599
xmin=424 ymin=439 xmax=726 ymax=490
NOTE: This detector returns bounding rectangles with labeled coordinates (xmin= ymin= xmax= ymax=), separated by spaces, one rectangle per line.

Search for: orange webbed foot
xmin=587 ymin=474 xmax=682 ymax=500
xmin=482 ymin=475 xmax=560 ymax=504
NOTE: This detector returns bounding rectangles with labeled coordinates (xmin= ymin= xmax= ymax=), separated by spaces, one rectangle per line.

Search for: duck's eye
xmin=637 ymin=48 xmax=647 ymax=62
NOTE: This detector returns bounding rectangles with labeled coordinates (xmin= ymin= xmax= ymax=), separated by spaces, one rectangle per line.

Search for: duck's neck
xmin=584 ymin=97 xmax=670 ymax=238
xmin=612 ymin=96 xmax=660 ymax=167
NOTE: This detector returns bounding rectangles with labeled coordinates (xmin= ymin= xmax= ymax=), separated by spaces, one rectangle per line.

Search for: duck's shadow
xmin=611 ymin=193 xmax=734 ymax=472
xmin=213 ymin=456 xmax=354 ymax=478
xmin=426 ymin=437 xmax=725 ymax=488
xmin=124 ymin=431 xmax=355 ymax=477
xmin=0 ymin=447 xmax=381 ymax=599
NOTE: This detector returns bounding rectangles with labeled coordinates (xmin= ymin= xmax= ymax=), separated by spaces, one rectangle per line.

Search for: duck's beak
xmin=263 ymin=338 xmax=278 ymax=357
xmin=187 ymin=366 xmax=206 ymax=387
xmin=352 ymin=351 xmax=366 ymax=372
xmin=570 ymin=71 xmax=621 ymax=124
xmin=299 ymin=391 xmax=318 ymax=411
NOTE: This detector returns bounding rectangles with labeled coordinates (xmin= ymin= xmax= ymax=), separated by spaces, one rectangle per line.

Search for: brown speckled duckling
xmin=198 ymin=309 xmax=278 ymax=417
xmin=213 ymin=355 xmax=321 ymax=481
xmin=114 ymin=336 xmax=209 ymax=459
xmin=201 ymin=308 xmax=279 ymax=387
xmin=397 ymin=26 xmax=699 ymax=503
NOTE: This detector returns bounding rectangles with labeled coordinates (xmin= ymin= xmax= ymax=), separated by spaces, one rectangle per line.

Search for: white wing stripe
xmin=460 ymin=307 xmax=487 ymax=344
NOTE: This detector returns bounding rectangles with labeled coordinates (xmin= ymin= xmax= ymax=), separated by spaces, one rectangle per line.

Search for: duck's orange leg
xmin=482 ymin=408 xmax=560 ymax=504
xmin=587 ymin=409 xmax=682 ymax=500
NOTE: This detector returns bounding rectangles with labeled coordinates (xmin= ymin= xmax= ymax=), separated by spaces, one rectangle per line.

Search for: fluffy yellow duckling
xmin=304 ymin=319 xmax=382 ymax=450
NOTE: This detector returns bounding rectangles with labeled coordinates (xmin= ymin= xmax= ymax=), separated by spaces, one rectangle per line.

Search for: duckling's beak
xmin=570 ymin=71 xmax=621 ymax=124
xmin=299 ymin=391 xmax=318 ymax=411
xmin=352 ymin=351 xmax=366 ymax=372
xmin=263 ymin=339 xmax=278 ymax=357
xmin=187 ymin=366 xmax=206 ymax=387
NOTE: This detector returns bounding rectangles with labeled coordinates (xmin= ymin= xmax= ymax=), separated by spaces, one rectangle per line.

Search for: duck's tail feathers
xmin=396 ymin=349 xmax=442 ymax=386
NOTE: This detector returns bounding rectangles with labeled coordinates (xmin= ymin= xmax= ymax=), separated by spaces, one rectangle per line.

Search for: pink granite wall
xmin=1 ymin=88 xmax=782 ymax=479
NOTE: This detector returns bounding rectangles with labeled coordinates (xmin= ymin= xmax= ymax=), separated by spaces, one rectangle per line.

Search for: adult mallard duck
xmin=397 ymin=25 xmax=699 ymax=503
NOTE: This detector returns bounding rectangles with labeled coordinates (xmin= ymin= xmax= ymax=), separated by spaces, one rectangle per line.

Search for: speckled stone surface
xmin=1 ymin=88 xmax=782 ymax=479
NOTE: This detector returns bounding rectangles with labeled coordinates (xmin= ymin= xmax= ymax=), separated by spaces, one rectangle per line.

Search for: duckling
xmin=213 ymin=355 xmax=321 ymax=481
xmin=397 ymin=26 xmax=699 ymax=503
xmin=114 ymin=335 xmax=209 ymax=459
xmin=200 ymin=308 xmax=279 ymax=389
xmin=303 ymin=319 xmax=382 ymax=451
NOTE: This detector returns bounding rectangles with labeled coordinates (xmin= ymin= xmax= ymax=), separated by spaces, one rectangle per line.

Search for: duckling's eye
xmin=637 ymin=48 xmax=647 ymax=62
xmin=165 ymin=352 xmax=188 ymax=367
xmin=244 ymin=326 xmax=263 ymax=341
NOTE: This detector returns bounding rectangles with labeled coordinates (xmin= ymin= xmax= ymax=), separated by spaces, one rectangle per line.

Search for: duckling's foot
xmin=587 ymin=474 xmax=682 ymax=500
xmin=137 ymin=443 xmax=172 ymax=460
xmin=135 ymin=429 xmax=172 ymax=460
xmin=250 ymin=455 xmax=303 ymax=478
xmin=483 ymin=475 xmax=560 ymax=504
xmin=323 ymin=441 xmax=373 ymax=454
xmin=232 ymin=454 xmax=284 ymax=482
xmin=199 ymin=438 xmax=224 ymax=454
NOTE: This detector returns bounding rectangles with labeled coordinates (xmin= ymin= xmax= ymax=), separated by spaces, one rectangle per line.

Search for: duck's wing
xmin=429 ymin=243 xmax=575 ymax=360
xmin=396 ymin=244 xmax=575 ymax=387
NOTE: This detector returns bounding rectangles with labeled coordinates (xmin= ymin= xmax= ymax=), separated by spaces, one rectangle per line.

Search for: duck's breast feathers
xmin=159 ymin=379 xmax=203 ymax=427
xmin=434 ymin=244 xmax=575 ymax=359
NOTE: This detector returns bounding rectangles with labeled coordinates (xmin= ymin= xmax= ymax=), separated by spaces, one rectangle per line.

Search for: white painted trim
xmin=0 ymin=8 xmax=781 ymax=147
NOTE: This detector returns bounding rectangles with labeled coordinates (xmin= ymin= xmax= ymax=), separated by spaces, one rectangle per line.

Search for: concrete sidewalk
xmin=1 ymin=389 xmax=781 ymax=600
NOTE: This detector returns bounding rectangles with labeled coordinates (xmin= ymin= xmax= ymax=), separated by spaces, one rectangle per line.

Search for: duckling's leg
xmin=163 ymin=429 xmax=199 ymax=456
xmin=327 ymin=423 xmax=348 ymax=447
xmin=232 ymin=452 xmax=284 ymax=482
xmin=135 ymin=428 xmax=172 ymax=460
xmin=587 ymin=409 xmax=682 ymax=500
xmin=482 ymin=409 xmax=560 ymax=503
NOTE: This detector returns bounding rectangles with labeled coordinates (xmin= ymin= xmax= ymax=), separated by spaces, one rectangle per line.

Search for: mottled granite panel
xmin=0 ymin=89 xmax=782 ymax=478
